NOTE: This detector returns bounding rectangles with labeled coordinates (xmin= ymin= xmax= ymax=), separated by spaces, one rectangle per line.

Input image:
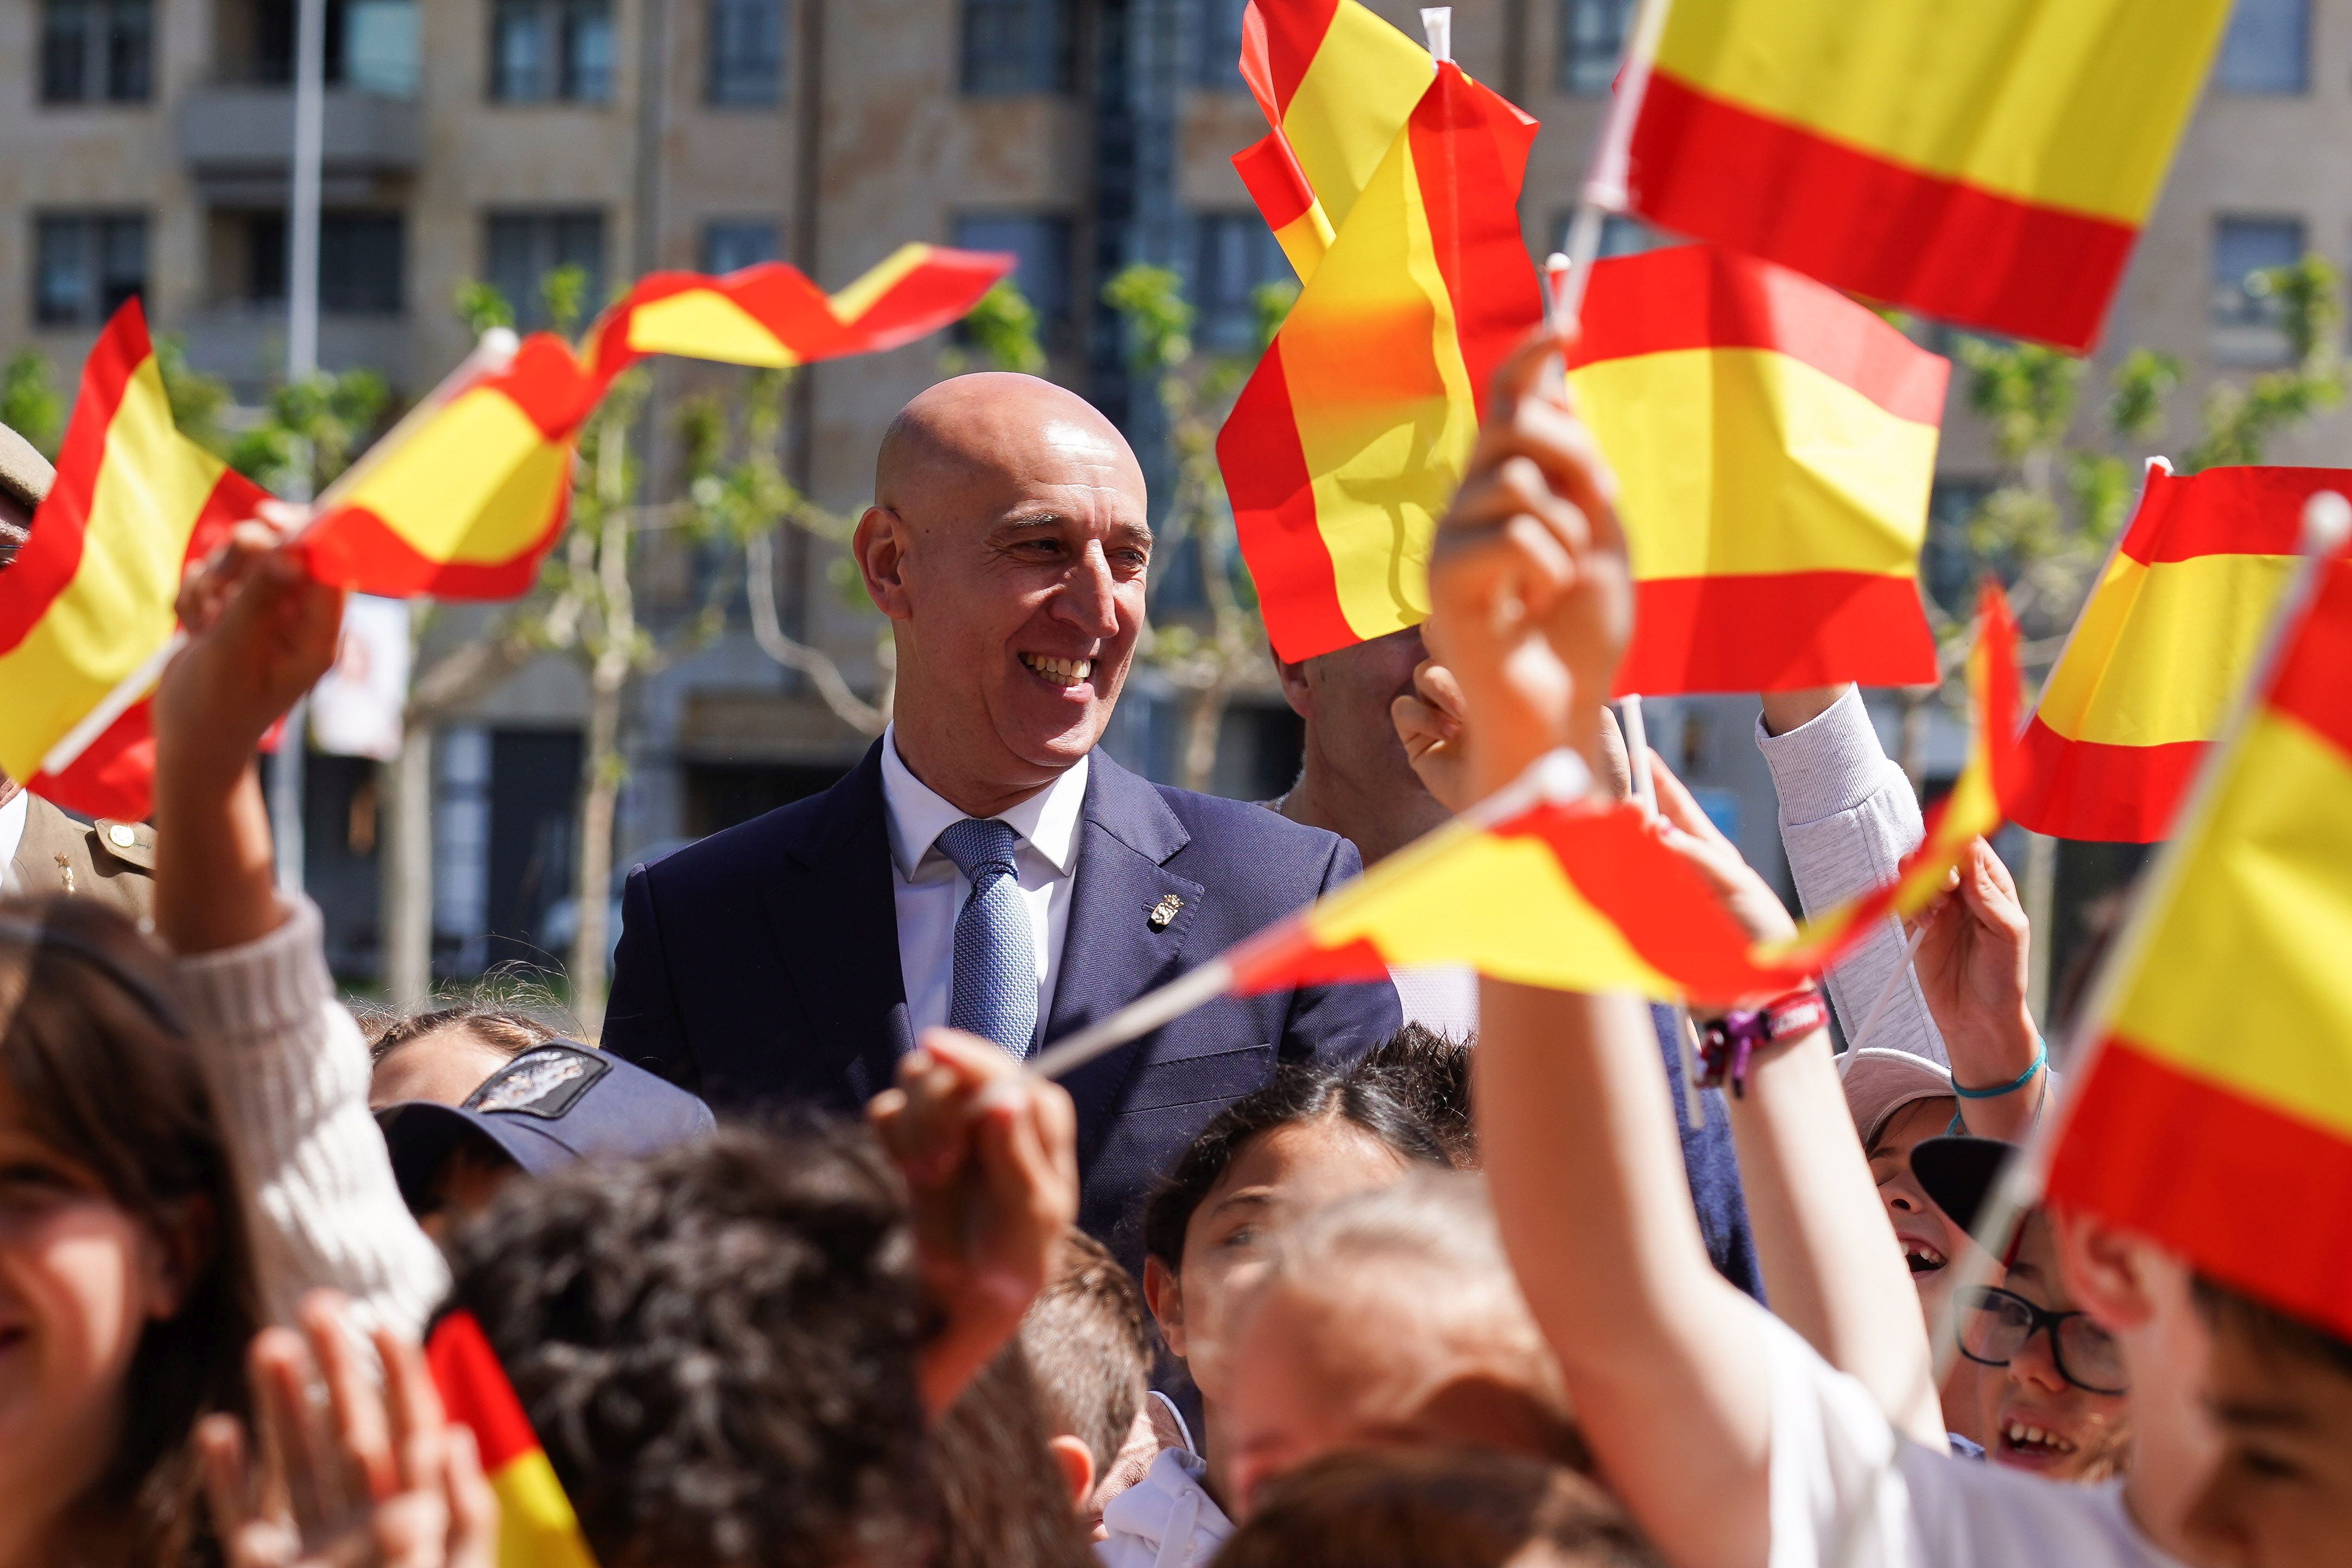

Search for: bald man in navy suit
xmin=604 ymin=374 xmax=1400 ymax=1245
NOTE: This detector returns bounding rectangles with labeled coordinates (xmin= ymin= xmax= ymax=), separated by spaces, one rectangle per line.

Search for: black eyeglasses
xmin=1958 ymin=1286 xmax=2129 ymax=1395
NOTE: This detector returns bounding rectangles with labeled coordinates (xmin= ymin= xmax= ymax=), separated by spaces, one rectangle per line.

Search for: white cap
xmin=1837 ymin=1047 xmax=1956 ymax=1148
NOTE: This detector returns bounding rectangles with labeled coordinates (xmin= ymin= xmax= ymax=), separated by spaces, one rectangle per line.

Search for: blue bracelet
xmin=1952 ymin=1040 xmax=2047 ymax=1099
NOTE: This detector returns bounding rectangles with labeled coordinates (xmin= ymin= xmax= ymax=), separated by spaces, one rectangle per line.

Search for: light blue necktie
xmin=934 ymin=817 xmax=1037 ymax=1058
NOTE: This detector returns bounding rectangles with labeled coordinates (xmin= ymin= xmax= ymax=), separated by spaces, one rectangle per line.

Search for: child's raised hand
xmin=1912 ymin=837 xmax=2045 ymax=1135
xmin=869 ymin=1030 xmax=1079 ymax=1417
xmin=158 ymin=509 xmax=343 ymax=784
xmin=1422 ymin=325 xmax=1632 ymax=799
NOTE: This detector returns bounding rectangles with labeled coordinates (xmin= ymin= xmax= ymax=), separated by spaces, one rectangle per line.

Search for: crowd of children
xmin=4 ymin=323 xmax=2350 ymax=1568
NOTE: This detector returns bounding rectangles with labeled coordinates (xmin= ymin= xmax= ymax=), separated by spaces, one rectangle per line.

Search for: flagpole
xmin=1551 ymin=0 xmax=1677 ymax=330
xmin=1925 ymin=488 xmax=2352 ymax=1386
xmin=1026 ymin=749 xmax=1595 ymax=1083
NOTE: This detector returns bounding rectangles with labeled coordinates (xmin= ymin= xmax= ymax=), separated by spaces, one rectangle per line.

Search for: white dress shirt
xmin=878 ymin=724 xmax=1088 ymax=1042
xmin=0 ymin=788 xmax=26 ymax=896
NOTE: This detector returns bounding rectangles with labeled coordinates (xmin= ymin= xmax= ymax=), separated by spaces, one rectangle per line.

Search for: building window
xmin=708 ymin=0 xmax=786 ymax=105
xmin=242 ymin=211 xmax=407 ymax=315
xmin=491 ymin=0 xmax=614 ymax=103
xmin=1191 ymin=212 xmax=1289 ymax=351
xmin=2211 ymin=217 xmax=2305 ymax=325
xmin=41 ymin=0 xmax=154 ymax=104
xmin=961 ymin=0 xmax=1073 ymax=96
xmin=952 ymin=213 xmax=1072 ymax=337
xmin=701 ymin=219 xmax=781 ymax=275
xmin=2213 ymin=0 xmax=2307 ymax=94
xmin=1558 ymin=0 xmax=1633 ymax=95
xmin=1190 ymin=0 xmax=1248 ymax=88
xmin=34 ymin=213 xmax=147 ymax=325
xmin=485 ymin=211 xmax=606 ymax=327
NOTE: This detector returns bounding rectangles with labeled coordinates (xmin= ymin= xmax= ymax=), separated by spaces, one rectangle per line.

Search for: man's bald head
xmin=875 ymin=372 xmax=1141 ymax=515
xmin=852 ymin=372 xmax=1153 ymax=815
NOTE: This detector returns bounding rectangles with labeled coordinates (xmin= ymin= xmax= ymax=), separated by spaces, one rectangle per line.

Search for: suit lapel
xmin=750 ymin=741 xmax=911 ymax=1107
xmin=1045 ymin=753 xmax=1203 ymax=1162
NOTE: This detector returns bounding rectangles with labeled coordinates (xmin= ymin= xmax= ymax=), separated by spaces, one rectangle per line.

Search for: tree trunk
xmin=1180 ymin=680 xmax=1229 ymax=794
xmin=2020 ymin=830 xmax=2059 ymax=1031
xmin=571 ymin=657 xmax=625 ymax=1034
xmin=1896 ymin=687 xmax=1929 ymax=794
xmin=378 ymin=723 xmax=434 ymax=1007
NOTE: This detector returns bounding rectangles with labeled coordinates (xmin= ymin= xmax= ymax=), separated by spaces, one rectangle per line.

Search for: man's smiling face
xmin=857 ymin=374 xmax=1150 ymax=811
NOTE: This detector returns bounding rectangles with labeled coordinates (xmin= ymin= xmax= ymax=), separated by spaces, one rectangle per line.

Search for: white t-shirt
xmin=1757 ymin=1304 xmax=2187 ymax=1568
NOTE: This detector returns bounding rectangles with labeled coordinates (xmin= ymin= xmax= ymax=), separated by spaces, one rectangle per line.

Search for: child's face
xmin=1866 ymin=1097 xmax=1969 ymax=1319
xmin=0 ymin=1083 xmax=189 ymax=1524
xmin=1975 ymin=1215 xmax=2131 ymax=1480
xmin=2185 ymin=1311 xmax=2352 ymax=1568
xmin=1149 ymin=1119 xmax=1409 ymax=1404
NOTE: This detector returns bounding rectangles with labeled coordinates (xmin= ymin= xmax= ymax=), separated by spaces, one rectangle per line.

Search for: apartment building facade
xmin=1 ymin=0 xmax=2345 ymax=980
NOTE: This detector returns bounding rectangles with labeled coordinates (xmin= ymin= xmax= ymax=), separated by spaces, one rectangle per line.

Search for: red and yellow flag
xmin=1232 ymin=0 xmax=1437 ymax=281
xmin=580 ymin=243 xmax=1014 ymax=385
xmin=426 ymin=1310 xmax=599 ymax=1568
xmin=0 ymin=301 xmax=267 ymax=818
xmin=1616 ymin=0 xmax=2234 ymax=350
xmin=1569 ymin=245 xmax=1948 ymax=695
xmin=2014 ymin=464 xmax=2341 ymax=842
xmin=1228 ymin=587 xmax=2024 ymax=1004
xmin=1218 ymin=58 xmax=1544 ymax=663
xmin=2045 ymin=540 xmax=2352 ymax=1342
xmin=298 ymin=334 xmax=601 ymax=600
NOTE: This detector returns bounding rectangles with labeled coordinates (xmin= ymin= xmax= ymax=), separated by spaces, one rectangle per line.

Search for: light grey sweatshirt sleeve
xmin=1755 ymin=688 xmax=1947 ymax=1066
xmin=174 ymin=895 xmax=450 ymax=1338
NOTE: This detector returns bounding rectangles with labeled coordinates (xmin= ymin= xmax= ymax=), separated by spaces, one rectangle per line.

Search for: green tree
xmin=1 ymin=350 xmax=64 ymax=457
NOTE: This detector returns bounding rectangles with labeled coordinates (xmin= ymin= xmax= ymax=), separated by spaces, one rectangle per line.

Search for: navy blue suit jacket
xmin=602 ymin=741 xmax=1404 ymax=1243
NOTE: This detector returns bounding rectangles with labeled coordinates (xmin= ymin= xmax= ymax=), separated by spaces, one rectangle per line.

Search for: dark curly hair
xmin=441 ymin=1118 xmax=934 ymax=1568
xmin=931 ymin=1344 xmax=1096 ymax=1568
xmin=1354 ymin=1023 xmax=1477 ymax=1167
xmin=1140 ymin=1063 xmax=1450 ymax=1272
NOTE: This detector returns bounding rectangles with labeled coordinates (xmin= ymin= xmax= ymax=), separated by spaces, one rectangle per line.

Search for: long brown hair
xmin=0 ymin=895 xmax=261 ymax=1565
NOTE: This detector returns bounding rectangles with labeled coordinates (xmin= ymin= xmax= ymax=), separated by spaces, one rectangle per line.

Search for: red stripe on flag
xmin=0 ymin=301 xmax=151 ymax=652
xmin=298 ymin=498 xmax=568 ymax=600
xmin=1242 ymin=0 xmax=1338 ymax=123
xmin=1407 ymin=64 xmax=1545 ymax=420
xmin=832 ymin=250 xmax=1016 ymax=355
xmin=1617 ymin=572 xmax=1937 ymax=696
xmin=425 ymin=1310 xmax=546 ymax=1474
xmin=1568 ymin=245 xmax=1950 ymax=426
xmin=2266 ymin=560 xmax=2352 ymax=758
xmin=1230 ymin=931 xmax=1393 ymax=993
xmin=1626 ymin=72 xmax=2136 ymax=352
xmin=2120 ymin=466 xmax=2344 ymax=566
xmin=2010 ymin=715 xmax=2204 ymax=843
xmin=27 ymin=696 xmax=156 ymax=822
xmin=1218 ymin=342 xmax=1358 ymax=661
xmin=2048 ymin=1036 xmax=2352 ymax=1346
xmin=500 ymin=335 xmax=605 ymax=435
xmin=1234 ymin=132 xmax=1319 ymax=232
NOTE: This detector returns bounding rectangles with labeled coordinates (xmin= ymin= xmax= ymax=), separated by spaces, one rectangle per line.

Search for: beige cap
xmin=0 ymin=421 xmax=52 ymax=570
xmin=1837 ymin=1047 xmax=1956 ymax=1148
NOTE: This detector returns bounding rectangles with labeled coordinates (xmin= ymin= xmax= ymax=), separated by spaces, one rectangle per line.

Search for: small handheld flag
xmin=426 ymin=1309 xmax=599 ymax=1568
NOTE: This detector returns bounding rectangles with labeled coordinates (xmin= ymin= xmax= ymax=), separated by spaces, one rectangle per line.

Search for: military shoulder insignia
xmin=1147 ymin=893 xmax=1184 ymax=931
xmin=464 ymin=1045 xmax=611 ymax=1120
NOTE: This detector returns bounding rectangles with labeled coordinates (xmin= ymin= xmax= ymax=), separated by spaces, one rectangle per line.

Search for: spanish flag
xmin=580 ymin=243 xmax=1014 ymax=385
xmin=1218 ymin=58 xmax=1544 ymax=663
xmin=1232 ymin=0 xmax=1437 ymax=281
xmin=425 ymin=1309 xmax=599 ymax=1568
xmin=1569 ymin=245 xmax=1947 ymax=696
xmin=2014 ymin=463 xmax=2340 ymax=843
xmin=2045 ymin=533 xmax=2352 ymax=1342
xmin=1223 ymin=589 xmax=2020 ymax=1004
xmin=1617 ymin=0 xmax=2234 ymax=350
xmin=298 ymin=333 xmax=600 ymax=600
xmin=0 ymin=301 xmax=267 ymax=818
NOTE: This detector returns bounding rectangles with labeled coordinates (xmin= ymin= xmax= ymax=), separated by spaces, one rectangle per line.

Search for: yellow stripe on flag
xmin=0 ymin=355 xmax=225 ymax=771
xmin=2108 ymin=706 xmax=2352 ymax=1140
xmin=334 ymin=388 xmax=572 ymax=566
xmin=1300 ymin=827 xmax=1682 ymax=995
xmin=826 ymin=242 xmax=935 ymax=321
xmin=626 ymin=290 xmax=799 ymax=368
xmin=1277 ymin=1 xmax=1435 ymax=232
xmin=1569 ymin=347 xmax=1937 ymax=583
xmin=1282 ymin=125 xmax=1477 ymax=644
xmin=2039 ymin=551 xmax=2298 ymax=747
xmin=488 ymin=1450 xmax=602 ymax=1568
xmin=1653 ymin=0 xmax=2232 ymax=224
xmin=1270 ymin=205 xmax=1338 ymax=283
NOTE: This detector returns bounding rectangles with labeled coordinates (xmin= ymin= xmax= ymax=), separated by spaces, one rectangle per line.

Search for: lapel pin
xmin=54 ymin=853 xmax=74 ymax=894
xmin=1147 ymin=893 xmax=1184 ymax=931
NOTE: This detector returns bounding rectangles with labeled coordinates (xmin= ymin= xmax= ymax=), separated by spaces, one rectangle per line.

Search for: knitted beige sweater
xmin=174 ymin=896 xmax=449 ymax=1338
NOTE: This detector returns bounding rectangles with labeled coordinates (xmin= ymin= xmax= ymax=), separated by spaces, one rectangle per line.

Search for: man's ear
xmin=1142 ymin=1254 xmax=1187 ymax=1360
xmin=1274 ymin=654 xmax=1315 ymax=721
xmin=853 ymin=504 xmax=914 ymax=621
xmin=1047 ymin=1433 xmax=1097 ymax=1513
xmin=2053 ymin=1205 xmax=2160 ymax=1332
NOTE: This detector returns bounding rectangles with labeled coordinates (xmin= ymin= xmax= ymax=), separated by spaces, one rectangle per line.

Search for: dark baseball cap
xmin=1910 ymin=1134 xmax=2018 ymax=1236
xmin=377 ymin=1040 xmax=716 ymax=1211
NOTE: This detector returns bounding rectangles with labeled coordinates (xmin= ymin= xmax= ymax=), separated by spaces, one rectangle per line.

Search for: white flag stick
xmin=1845 ymin=921 xmax=1930 ymax=1057
xmin=1618 ymin=694 xmax=1704 ymax=1129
